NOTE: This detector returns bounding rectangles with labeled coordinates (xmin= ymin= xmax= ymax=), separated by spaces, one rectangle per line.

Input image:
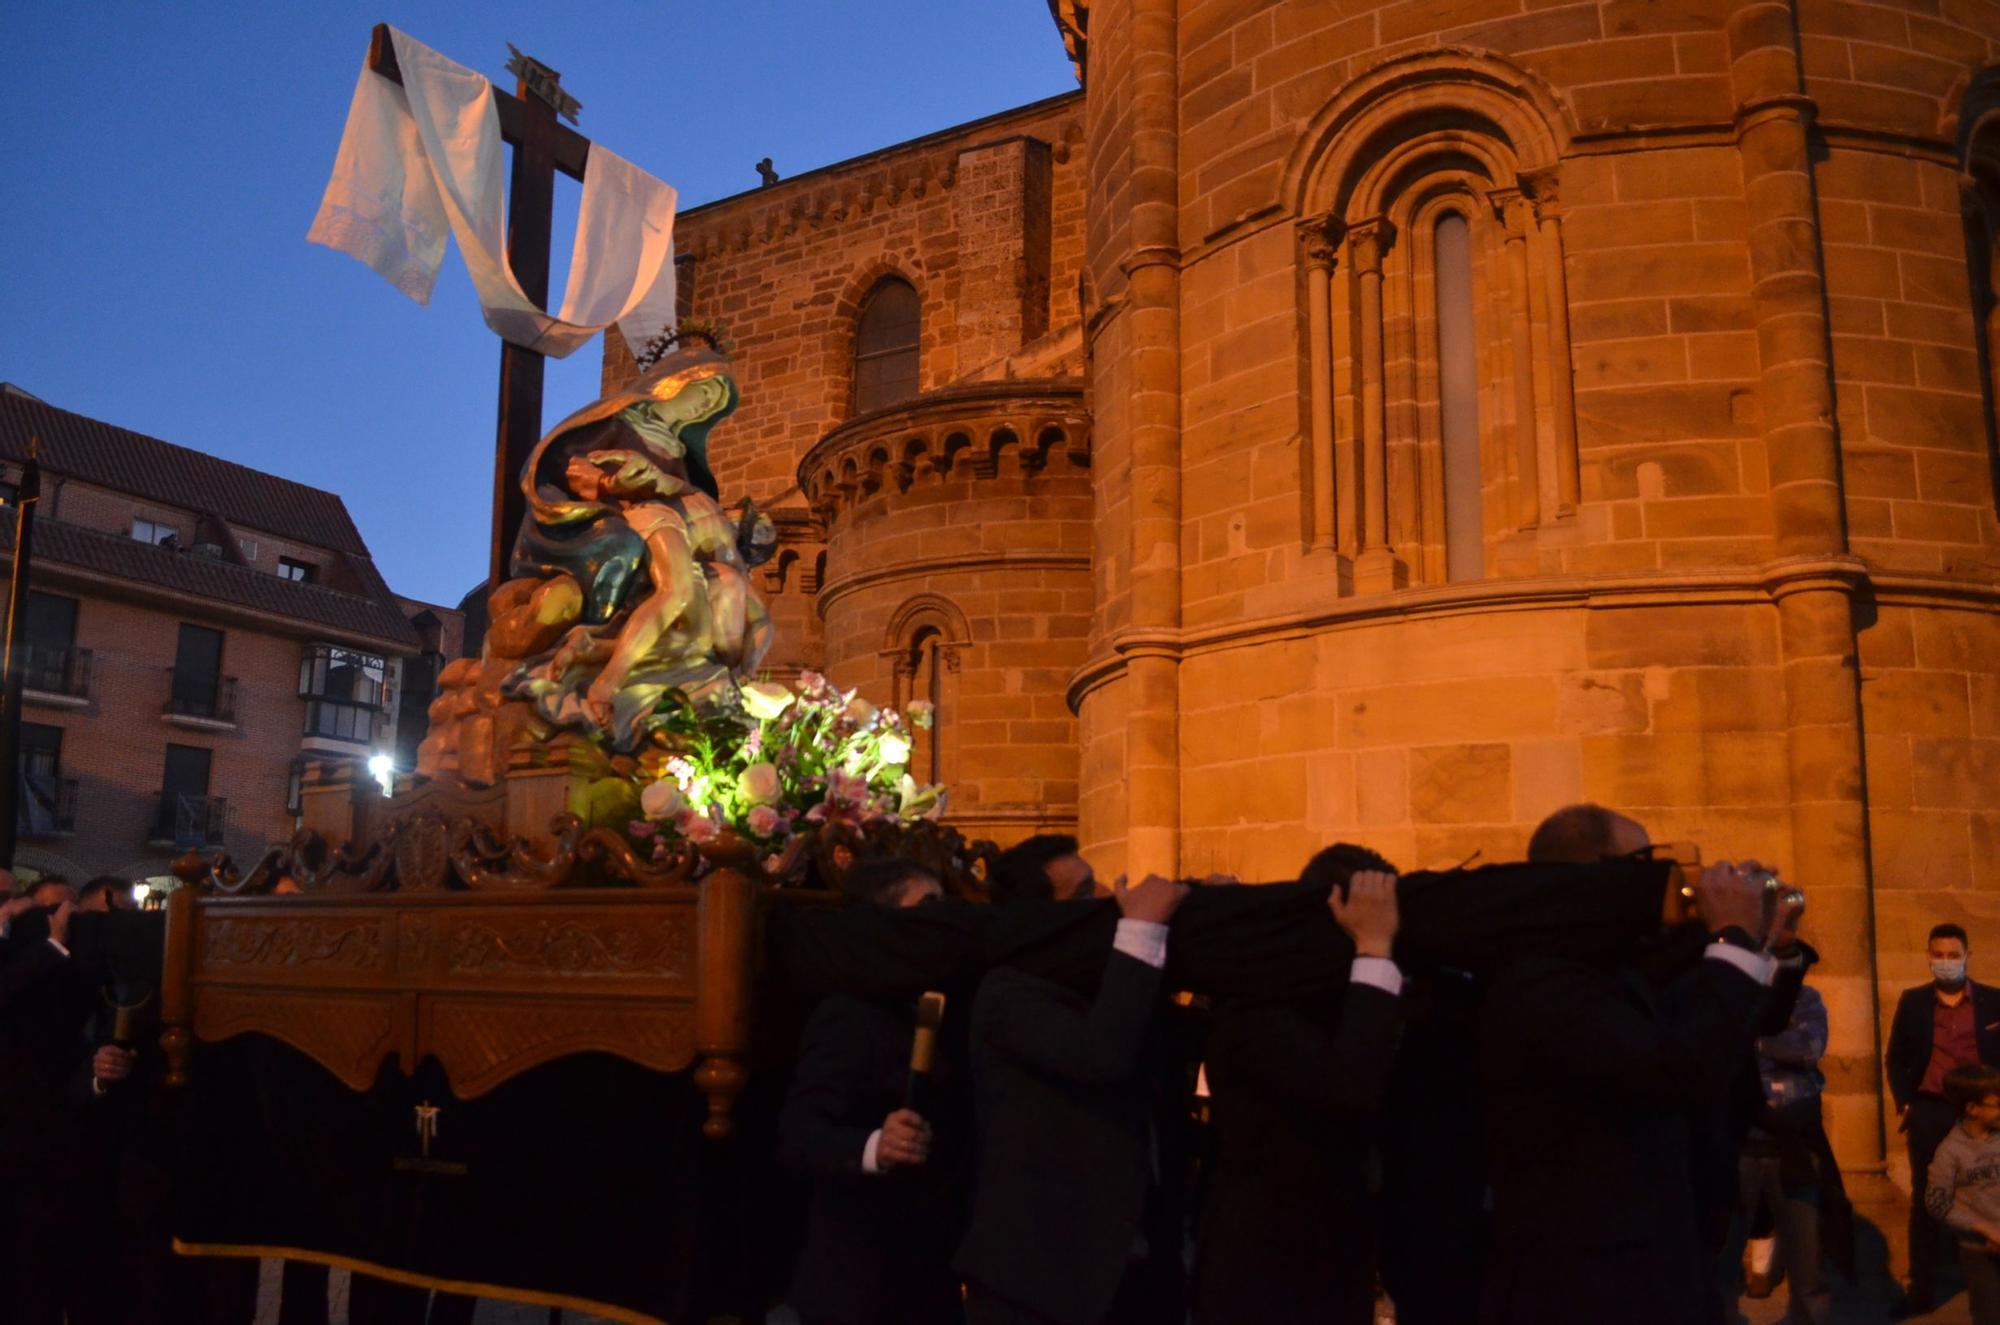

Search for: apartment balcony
xmin=149 ymin=792 xmax=227 ymax=849
xmin=21 ymin=645 xmax=91 ymax=708
xmin=163 ymin=675 xmax=238 ymax=730
xmin=17 ymin=776 xmax=77 ymax=838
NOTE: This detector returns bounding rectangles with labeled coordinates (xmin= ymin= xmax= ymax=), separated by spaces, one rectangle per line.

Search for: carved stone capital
xmin=1490 ymin=189 xmax=1534 ymax=239
xmin=1348 ymin=217 xmax=1396 ymax=275
xmin=1519 ymin=167 xmax=1562 ymax=220
xmin=1295 ymin=212 xmax=1344 ymax=271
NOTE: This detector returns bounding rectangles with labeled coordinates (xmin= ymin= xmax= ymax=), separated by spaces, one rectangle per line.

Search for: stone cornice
xmin=675 ymin=95 xmax=1084 ymax=260
xmin=1064 ymin=558 xmax=1995 ymax=711
xmin=817 ymin=551 xmax=1090 ymax=618
xmin=798 ymin=379 xmax=1090 ymax=522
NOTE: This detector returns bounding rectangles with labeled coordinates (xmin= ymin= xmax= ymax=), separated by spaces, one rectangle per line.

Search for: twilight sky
xmin=2 ymin=3 xmax=1075 ymax=606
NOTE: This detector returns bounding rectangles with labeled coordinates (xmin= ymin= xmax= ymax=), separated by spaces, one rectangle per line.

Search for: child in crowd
xmin=1924 ymin=1063 xmax=2000 ymax=1325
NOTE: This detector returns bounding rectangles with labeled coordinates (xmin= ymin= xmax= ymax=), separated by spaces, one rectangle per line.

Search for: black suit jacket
xmin=1478 ymin=952 xmax=1767 ymax=1325
xmin=1192 ymin=983 xmax=1401 ymax=1325
xmin=777 ymin=994 xmax=965 ymax=1325
xmin=954 ymin=952 xmax=1180 ymax=1325
xmin=0 ymin=929 xmax=92 ymax=1182
xmin=1885 ymin=981 xmax=2000 ymax=1111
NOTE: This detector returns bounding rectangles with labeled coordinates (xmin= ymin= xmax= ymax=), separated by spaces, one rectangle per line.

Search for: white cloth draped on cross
xmin=307 ymin=26 xmax=676 ymax=358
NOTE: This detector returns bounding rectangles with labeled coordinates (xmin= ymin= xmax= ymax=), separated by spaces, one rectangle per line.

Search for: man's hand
xmin=1329 ymin=870 xmax=1399 ymax=959
xmin=93 ymin=1045 xmax=136 ymax=1087
xmin=876 ymin=1108 xmax=931 ymax=1170
xmin=1692 ymin=861 xmax=1768 ymax=942
xmin=47 ymin=900 xmax=75 ymax=948
xmin=1114 ymin=873 xmax=1189 ymax=926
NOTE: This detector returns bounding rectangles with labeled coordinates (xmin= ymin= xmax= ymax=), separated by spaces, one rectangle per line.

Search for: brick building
xmin=614 ymin=2 xmax=2000 ymax=1173
xmin=0 ymin=384 xmax=441 ymax=882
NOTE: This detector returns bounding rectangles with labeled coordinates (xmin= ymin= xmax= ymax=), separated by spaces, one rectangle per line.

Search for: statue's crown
xmin=635 ymin=319 xmax=734 ymax=370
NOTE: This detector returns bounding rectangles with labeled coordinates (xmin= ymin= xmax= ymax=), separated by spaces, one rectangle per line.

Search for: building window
xmin=131 ymin=518 xmax=177 ymax=547
xmin=17 ymin=722 xmax=72 ymax=837
xmin=21 ymin=591 xmax=87 ymax=698
xmin=168 ymin=624 xmax=231 ymax=721
xmin=908 ymin=629 xmax=945 ymax=784
xmin=155 ymin=743 xmax=224 ymax=846
xmin=1295 ymin=62 xmax=1577 ymax=588
xmin=0 ymin=481 xmax=16 ymax=506
xmin=1435 ymin=212 xmax=1484 ymax=583
xmin=239 ymin=538 xmax=259 ymax=562
xmin=853 ymin=277 xmax=921 ymax=415
xmin=299 ymin=645 xmax=385 ymax=745
xmin=278 ymin=557 xmax=315 ymax=583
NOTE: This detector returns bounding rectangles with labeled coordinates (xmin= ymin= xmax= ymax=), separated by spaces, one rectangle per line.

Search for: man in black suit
xmin=779 ymin=857 xmax=965 ymax=1325
xmin=1479 ymin=804 xmax=1778 ymax=1325
xmin=1192 ymin=845 xmax=1404 ymax=1325
xmin=956 ymin=871 xmax=1189 ymax=1325
xmin=1 ymin=876 xmax=93 ymax=1323
xmin=1885 ymin=922 xmax=2000 ymax=1317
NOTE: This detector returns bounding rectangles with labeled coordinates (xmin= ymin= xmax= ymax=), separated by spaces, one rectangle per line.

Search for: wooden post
xmin=362 ymin=24 xmax=591 ymax=589
xmin=159 ymin=883 xmax=198 ymax=1088
xmin=0 ymin=438 xmax=41 ymax=869
xmin=693 ymin=868 xmax=757 ymax=1138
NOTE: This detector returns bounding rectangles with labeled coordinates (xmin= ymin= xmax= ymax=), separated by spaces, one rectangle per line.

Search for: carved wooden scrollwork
xmin=440 ymin=912 xmax=694 ymax=980
xmin=202 ymin=915 xmax=389 ymax=971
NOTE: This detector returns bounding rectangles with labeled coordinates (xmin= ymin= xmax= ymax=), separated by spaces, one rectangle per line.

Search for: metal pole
xmin=0 ymin=437 xmax=42 ymax=869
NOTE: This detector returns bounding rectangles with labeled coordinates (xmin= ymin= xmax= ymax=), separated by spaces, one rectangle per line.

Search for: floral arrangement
xmin=628 ymin=671 xmax=945 ymax=875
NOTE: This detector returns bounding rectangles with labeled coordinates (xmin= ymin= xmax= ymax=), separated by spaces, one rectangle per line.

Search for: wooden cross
xmin=364 ymin=23 xmax=591 ymax=588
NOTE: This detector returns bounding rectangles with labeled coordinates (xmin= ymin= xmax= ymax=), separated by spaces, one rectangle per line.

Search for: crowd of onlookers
xmin=7 ymin=812 xmax=2000 ymax=1325
xmin=775 ymin=805 xmax=2000 ymax=1325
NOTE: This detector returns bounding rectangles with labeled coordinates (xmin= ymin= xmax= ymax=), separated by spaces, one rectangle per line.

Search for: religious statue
xmin=417 ymin=333 xmax=776 ymax=785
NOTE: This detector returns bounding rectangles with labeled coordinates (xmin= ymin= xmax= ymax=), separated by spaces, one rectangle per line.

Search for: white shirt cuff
xmin=45 ymin=937 xmax=69 ymax=959
xmin=1350 ymin=955 xmax=1404 ymax=997
xmin=91 ymin=1075 xmax=108 ymax=1097
xmin=1112 ymin=918 xmax=1169 ymax=969
xmin=861 ymin=1128 xmax=882 ymax=1174
xmin=1705 ymin=942 xmax=1776 ymax=986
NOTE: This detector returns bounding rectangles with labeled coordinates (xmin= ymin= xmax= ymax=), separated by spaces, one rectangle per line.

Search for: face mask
xmin=1933 ymin=958 xmax=1968 ymax=986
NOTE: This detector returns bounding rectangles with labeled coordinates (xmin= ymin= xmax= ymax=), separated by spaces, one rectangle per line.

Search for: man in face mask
xmin=1886 ymin=923 xmax=2000 ymax=1317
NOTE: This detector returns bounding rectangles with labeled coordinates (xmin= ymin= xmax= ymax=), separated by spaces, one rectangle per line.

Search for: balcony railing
xmin=151 ymin=792 xmax=227 ymax=848
xmin=164 ymin=675 xmax=237 ymax=725
xmin=17 ymin=776 xmax=77 ymax=838
xmin=20 ymin=645 xmax=90 ymax=700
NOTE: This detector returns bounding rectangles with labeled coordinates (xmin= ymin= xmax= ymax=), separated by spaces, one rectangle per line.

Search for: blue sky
xmin=2 ymin=3 xmax=1075 ymax=606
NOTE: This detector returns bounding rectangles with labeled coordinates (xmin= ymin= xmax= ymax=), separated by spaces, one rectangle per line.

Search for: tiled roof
xmin=0 ymin=518 xmax=419 ymax=650
xmin=0 ymin=389 xmax=370 ymax=555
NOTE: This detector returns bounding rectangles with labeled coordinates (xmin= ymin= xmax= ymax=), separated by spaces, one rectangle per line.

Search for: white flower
xmin=737 ymin=761 xmax=783 ymax=806
xmin=906 ymin=699 xmax=936 ymax=729
xmin=640 ymin=779 xmax=684 ymax=820
xmin=895 ymin=774 xmax=947 ymax=822
xmin=739 ymin=681 xmax=795 ymax=721
xmin=877 ymin=731 xmax=912 ymax=768
xmin=841 ymin=695 xmax=878 ymax=726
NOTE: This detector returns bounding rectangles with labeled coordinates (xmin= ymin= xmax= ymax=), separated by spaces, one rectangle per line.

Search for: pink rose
xmin=747 ymin=805 xmax=782 ymax=837
xmin=676 ymin=808 xmax=720 ymax=844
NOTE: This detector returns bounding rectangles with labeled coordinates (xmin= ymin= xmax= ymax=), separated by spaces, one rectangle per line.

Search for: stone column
xmin=1122 ymin=0 xmax=1184 ymax=878
xmin=1351 ymin=218 xmax=1402 ymax=594
xmin=1728 ymin=0 xmax=1882 ymax=1173
xmin=1493 ymin=189 xmax=1543 ymax=531
xmin=1300 ymin=214 xmax=1341 ymax=554
xmin=1521 ymin=168 xmax=1581 ymax=517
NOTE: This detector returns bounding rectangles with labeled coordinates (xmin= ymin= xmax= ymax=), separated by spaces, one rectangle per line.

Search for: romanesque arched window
xmin=1293 ymin=53 xmax=1577 ymax=593
xmin=883 ymin=594 xmax=967 ymax=789
xmin=1959 ymin=80 xmax=2000 ymax=514
xmin=907 ymin=626 xmax=945 ymax=784
xmin=853 ymin=277 xmax=921 ymax=415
